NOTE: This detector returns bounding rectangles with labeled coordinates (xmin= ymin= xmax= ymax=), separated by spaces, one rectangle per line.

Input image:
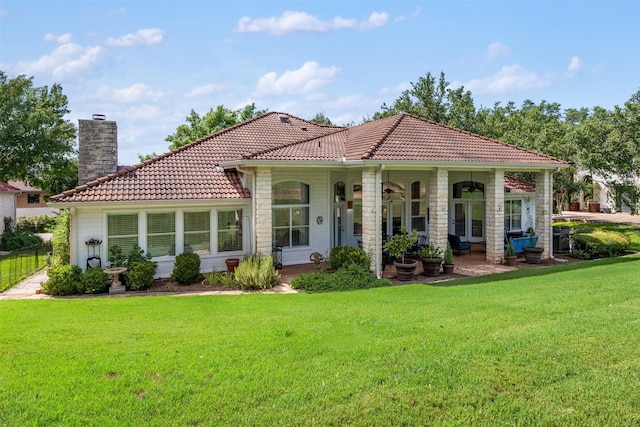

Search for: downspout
xmin=234 ymin=165 xmax=255 ymax=254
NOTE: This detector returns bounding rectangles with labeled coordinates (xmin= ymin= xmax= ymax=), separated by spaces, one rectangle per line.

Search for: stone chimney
xmin=78 ymin=114 xmax=118 ymax=186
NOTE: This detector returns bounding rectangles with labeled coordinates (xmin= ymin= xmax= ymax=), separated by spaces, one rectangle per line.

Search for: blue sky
xmin=1 ymin=1 xmax=638 ymax=165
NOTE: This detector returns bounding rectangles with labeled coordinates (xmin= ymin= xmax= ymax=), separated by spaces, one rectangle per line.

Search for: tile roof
xmin=7 ymin=180 xmax=43 ymax=192
xmin=0 ymin=181 xmax=20 ymax=192
xmin=50 ymin=112 xmax=563 ymax=203
xmin=504 ymin=175 xmax=536 ymax=193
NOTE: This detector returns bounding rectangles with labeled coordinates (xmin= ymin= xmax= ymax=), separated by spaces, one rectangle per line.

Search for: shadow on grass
xmin=429 ymin=254 xmax=640 ymax=287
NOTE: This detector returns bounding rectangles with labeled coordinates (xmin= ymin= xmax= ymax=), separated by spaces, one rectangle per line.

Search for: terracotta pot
xmin=568 ymin=202 xmax=581 ymax=211
xmin=393 ymin=259 xmax=418 ymax=281
xmin=442 ymin=264 xmax=454 ymax=275
xmin=505 ymin=255 xmax=518 ymax=267
xmin=420 ymin=257 xmax=443 ymax=277
xmin=225 ymin=258 xmax=240 ymax=273
xmin=523 ymin=247 xmax=543 ymax=264
xmin=588 ymin=202 xmax=600 ymax=213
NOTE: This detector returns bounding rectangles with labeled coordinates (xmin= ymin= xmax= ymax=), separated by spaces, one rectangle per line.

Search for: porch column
xmin=254 ymin=167 xmax=273 ymax=256
xmin=535 ymin=170 xmax=553 ymax=259
xmin=485 ymin=170 xmax=505 ymax=264
xmin=362 ymin=167 xmax=382 ymax=277
xmin=427 ymin=169 xmax=448 ymax=253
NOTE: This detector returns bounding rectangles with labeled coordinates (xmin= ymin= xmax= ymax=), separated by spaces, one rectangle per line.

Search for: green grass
xmin=554 ymin=221 xmax=640 ymax=251
xmin=2 ymin=255 xmax=640 ymax=426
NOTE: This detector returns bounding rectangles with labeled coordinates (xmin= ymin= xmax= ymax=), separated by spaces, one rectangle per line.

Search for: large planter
xmin=420 ymin=257 xmax=443 ymax=277
xmin=505 ymin=255 xmax=518 ymax=267
xmin=588 ymin=202 xmax=600 ymax=213
xmin=394 ymin=259 xmax=418 ymax=281
xmin=522 ymin=247 xmax=543 ymax=264
xmin=442 ymin=264 xmax=454 ymax=275
xmin=568 ymin=202 xmax=581 ymax=211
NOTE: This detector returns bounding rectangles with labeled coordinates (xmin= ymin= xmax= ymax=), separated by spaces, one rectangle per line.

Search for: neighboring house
xmin=573 ymin=171 xmax=640 ymax=214
xmin=8 ymin=180 xmax=58 ymax=218
xmin=0 ymin=181 xmax=19 ymax=235
xmin=50 ymin=113 xmax=566 ymax=278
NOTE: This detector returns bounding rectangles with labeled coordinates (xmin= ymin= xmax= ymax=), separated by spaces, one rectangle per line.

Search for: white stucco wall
xmin=0 ymin=193 xmax=17 ymax=234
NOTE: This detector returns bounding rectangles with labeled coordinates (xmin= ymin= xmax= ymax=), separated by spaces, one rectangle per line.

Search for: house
xmin=0 ymin=181 xmax=19 ymax=235
xmin=49 ymin=112 xmax=566 ymax=278
xmin=7 ymin=180 xmax=58 ymax=218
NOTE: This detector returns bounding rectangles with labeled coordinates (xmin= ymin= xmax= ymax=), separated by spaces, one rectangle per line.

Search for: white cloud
xmin=187 ymin=83 xmax=226 ymax=98
xmin=235 ymin=11 xmax=388 ymax=35
xmin=254 ymin=61 xmax=340 ymax=96
xmin=11 ymin=42 xmax=103 ymax=81
xmin=97 ymin=84 xmax=164 ymax=103
xmin=565 ymin=56 xmax=583 ymax=78
xmin=43 ymin=33 xmax=73 ymax=44
xmin=378 ymin=81 xmax=411 ymax=97
xmin=486 ymin=42 xmax=509 ymax=60
xmin=462 ymin=65 xmax=551 ymax=95
xmin=105 ymin=28 xmax=164 ymax=47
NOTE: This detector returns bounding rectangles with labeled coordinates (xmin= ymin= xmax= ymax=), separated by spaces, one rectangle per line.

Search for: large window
xmin=184 ymin=211 xmax=210 ymax=254
xmin=504 ymin=200 xmax=522 ymax=232
xmin=147 ymin=212 xmax=175 ymax=257
xmin=410 ymin=181 xmax=426 ymax=231
xmin=353 ymin=184 xmax=362 ymax=236
xmin=107 ymin=213 xmax=139 ymax=258
xmin=273 ymin=181 xmax=310 ymax=247
xmin=27 ymin=194 xmax=40 ymax=204
xmin=218 ymin=209 xmax=242 ymax=252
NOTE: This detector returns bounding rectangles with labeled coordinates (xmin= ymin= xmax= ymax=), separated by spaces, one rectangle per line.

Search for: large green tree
xmin=165 ymin=103 xmax=267 ymax=150
xmin=0 ymin=72 xmax=77 ymax=191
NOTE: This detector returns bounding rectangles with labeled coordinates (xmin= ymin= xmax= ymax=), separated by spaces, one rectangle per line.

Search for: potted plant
xmin=505 ymin=238 xmax=518 ymax=266
xmin=522 ymin=227 xmax=543 ymax=264
xmin=442 ymin=242 xmax=454 ymax=274
xmin=418 ymin=244 xmax=443 ymax=277
xmin=383 ymin=227 xmax=419 ymax=281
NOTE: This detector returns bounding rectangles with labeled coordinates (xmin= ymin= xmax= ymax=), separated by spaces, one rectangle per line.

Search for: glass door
xmin=382 ymin=201 xmax=403 ymax=242
xmin=452 ymin=201 xmax=484 ymax=242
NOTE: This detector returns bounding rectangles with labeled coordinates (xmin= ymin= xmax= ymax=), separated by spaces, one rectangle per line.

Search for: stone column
xmin=362 ymin=168 xmax=382 ymax=277
xmin=535 ymin=170 xmax=552 ymax=259
xmin=485 ymin=170 xmax=505 ymax=263
xmin=427 ymin=169 xmax=448 ymax=253
xmin=254 ymin=167 xmax=272 ymax=256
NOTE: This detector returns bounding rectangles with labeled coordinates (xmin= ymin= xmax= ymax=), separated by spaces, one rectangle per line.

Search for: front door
xmin=452 ymin=201 xmax=484 ymax=242
xmin=333 ymin=204 xmax=346 ymax=247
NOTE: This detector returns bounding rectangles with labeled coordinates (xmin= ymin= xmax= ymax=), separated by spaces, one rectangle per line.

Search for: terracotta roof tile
xmin=7 ymin=180 xmax=42 ymax=192
xmin=504 ymin=175 xmax=536 ymax=193
xmin=0 ymin=181 xmax=20 ymax=192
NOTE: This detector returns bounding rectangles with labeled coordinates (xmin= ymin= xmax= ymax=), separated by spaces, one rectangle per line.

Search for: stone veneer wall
xmin=254 ymin=167 xmax=272 ymax=255
xmin=427 ymin=169 xmax=449 ymax=252
xmin=361 ymin=168 xmax=381 ymax=275
xmin=536 ymin=170 xmax=552 ymax=259
xmin=78 ymin=119 xmax=118 ymax=186
xmin=485 ymin=170 xmax=505 ymax=263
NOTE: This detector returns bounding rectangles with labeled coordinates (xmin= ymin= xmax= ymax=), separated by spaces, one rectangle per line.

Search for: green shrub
xmin=202 ymin=269 xmax=223 ymax=287
xmin=42 ymin=264 xmax=83 ymax=296
xmin=50 ymin=210 xmax=70 ymax=267
xmin=172 ymin=252 xmax=201 ymax=284
xmin=17 ymin=214 xmax=56 ymax=233
xmin=0 ymin=217 xmax=43 ymax=251
xmin=572 ymin=230 xmax=630 ymax=259
xmin=125 ymin=261 xmax=157 ymax=291
xmin=329 ymin=246 xmax=370 ymax=270
xmin=220 ymin=272 xmax=235 ymax=288
xmin=292 ymin=264 xmax=392 ymax=293
xmin=234 ymin=254 xmax=280 ymax=290
xmin=82 ymin=267 xmax=109 ymax=294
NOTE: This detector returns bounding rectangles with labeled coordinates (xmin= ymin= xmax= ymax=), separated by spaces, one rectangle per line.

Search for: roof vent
xmin=301 ymin=127 xmax=308 ymax=131
xmin=279 ymin=116 xmax=290 ymax=123
xmin=92 ymin=114 xmax=106 ymax=121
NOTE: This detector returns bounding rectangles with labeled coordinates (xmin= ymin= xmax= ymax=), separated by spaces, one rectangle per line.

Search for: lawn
xmin=2 ymin=255 xmax=640 ymax=426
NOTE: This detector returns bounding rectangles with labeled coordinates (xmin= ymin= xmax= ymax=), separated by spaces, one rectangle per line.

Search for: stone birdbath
xmin=104 ymin=267 xmax=127 ymax=294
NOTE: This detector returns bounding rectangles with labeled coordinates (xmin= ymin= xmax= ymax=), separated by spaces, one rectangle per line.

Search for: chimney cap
xmin=92 ymin=114 xmax=106 ymax=121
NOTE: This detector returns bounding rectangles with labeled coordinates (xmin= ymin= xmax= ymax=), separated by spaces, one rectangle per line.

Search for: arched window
xmin=272 ymin=181 xmax=310 ymax=247
xmin=453 ymin=181 xmax=485 ymax=199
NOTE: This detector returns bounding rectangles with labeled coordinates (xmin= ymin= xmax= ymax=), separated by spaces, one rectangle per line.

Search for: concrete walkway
xmin=0 ymin=270 xmax=50 ymax=300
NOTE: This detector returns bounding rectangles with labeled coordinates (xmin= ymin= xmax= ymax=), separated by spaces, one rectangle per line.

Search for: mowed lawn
xmin=2 ymin=256 xmax=640 ymax=426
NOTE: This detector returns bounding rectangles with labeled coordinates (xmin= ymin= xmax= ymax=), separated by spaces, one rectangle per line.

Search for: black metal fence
xmin=0 ymin=241 xmax=52 ymax=292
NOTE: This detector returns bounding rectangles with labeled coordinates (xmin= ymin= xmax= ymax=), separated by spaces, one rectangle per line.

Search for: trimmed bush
xmin=329 ymin=246 xmax=370 ymax=270
xmin=42 ymin=264 xmax=83 ymax=296
xmin=292 ymin=263 xmax=392 ymax=293
xmin=234 ymin=254 xmax=280 ymax=290
xmin=82 ymin=268 xmax=109 ymax=294
xmin=0 ymin=217 xmax=42 ymax=251
xmin=572 ymin=230 xmax=630 ymax=259
xmin=172 ymin=252 xmax=201 ymax=284
xmin=125 ymin=261 xmax=157 ymax=291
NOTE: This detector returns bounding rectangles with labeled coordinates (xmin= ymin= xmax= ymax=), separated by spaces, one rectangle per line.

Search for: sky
xmin=1 ymin=1 xmax=639 ymax=166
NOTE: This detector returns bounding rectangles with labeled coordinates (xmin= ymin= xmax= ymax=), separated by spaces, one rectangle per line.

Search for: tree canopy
xmin=0 ymin=71 xmax=77 ymax=192
xmin=164 ymin=103 xmax=267 ymax=150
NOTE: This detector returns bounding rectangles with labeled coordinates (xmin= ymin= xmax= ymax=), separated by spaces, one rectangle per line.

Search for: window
xmin=410 ymin=181 xmax=426 ymax=231
xmin=184 ymin=211 xmax=210 ymax=254
xmin=27 ymin=194 xmax=40 ymax=204
xmin=273 ymin=181 xmax=310 ymax=247
xmin=352 ymin=184 xmax=362 ymax=236
xmin=504 ymin=200 xmax=522 ymax=232
xmin=453 ymin=181 xmax=485 ymax=199
xmin=147 ymin=212 xmax=175 ymax=257
xmin=334 ymin=181 xmax=346 ymax=203
xmin=218 ymin=209 xmax=242 ymax=252
xmin=107 ymin=213 xmax=138 ymax=258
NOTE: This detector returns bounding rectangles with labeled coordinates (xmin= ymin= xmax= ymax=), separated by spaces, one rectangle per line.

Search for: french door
xmin=382 ymin=201 xmax=403 ymax=241
xmin=452 ymin=201 xmax=484 ymax=242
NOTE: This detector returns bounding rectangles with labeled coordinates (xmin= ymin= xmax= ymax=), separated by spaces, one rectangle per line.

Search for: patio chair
xmin=448 ymin=234 xmax=471 ymax=256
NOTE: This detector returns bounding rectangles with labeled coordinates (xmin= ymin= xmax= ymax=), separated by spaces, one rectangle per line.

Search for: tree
xmin=309 ymin=112 xmax=333 ymax=126
xmin=164 ymin=103 xmax=267 ymax=150
xmin=0 ymin=72 xmax=77 ymax=186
